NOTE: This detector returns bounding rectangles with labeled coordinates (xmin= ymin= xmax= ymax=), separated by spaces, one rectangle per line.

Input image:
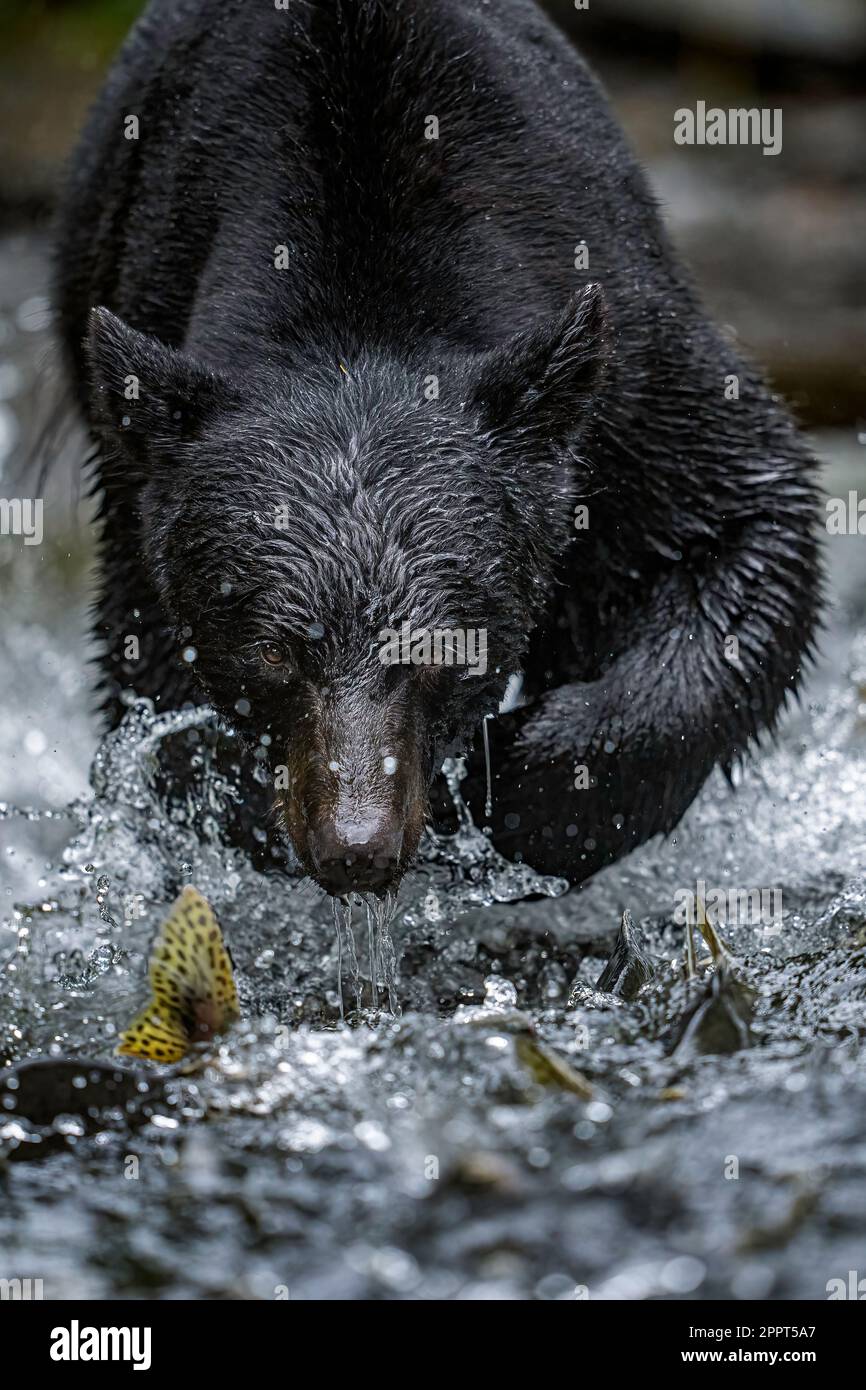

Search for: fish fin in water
xmin=116 ymin=1002 xmax=191 ymax=1065
xmin=148 ymin=886 xmax=240 ymax=1021
xmin=117 ymin=887 xmax=240 ymax=1063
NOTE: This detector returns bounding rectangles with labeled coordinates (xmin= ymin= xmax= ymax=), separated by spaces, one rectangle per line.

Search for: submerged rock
xmin=0 ymin=1058 xmax=165 ymax=1129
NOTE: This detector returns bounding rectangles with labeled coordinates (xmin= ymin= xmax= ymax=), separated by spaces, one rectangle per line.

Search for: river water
xmin=1 ymin=232 xmax=865 ymax=1301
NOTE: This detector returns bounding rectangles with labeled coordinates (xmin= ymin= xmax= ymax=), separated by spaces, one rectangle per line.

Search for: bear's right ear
xmin=86 ymin=307 xmax=241 ymax=459
xmin=467 ymin=284 xmax=607 ymax=444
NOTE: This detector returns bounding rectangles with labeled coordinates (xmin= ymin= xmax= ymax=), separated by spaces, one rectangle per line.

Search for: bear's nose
xmin=309 ymin=817 xmax=403 ymax=896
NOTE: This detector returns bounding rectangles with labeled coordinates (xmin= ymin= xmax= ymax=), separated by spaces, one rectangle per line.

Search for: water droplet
xmin=483 ymin=976 xmax=518 ymax=1009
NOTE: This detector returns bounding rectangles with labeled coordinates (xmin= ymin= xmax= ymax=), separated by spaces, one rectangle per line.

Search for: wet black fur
xmin=54 ymin=0 xmax=822 ymax=884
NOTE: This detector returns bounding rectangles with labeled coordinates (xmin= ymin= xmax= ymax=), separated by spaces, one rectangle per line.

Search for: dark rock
xmin=0 ymin=1057 xmax=165 ymax=1128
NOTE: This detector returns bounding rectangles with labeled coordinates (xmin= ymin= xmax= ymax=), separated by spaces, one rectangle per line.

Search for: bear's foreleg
xmin=458 ymin=514 xmax=820 ymax=884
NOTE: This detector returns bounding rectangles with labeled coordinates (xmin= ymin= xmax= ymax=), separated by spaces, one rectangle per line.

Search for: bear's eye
xmin=261 ymin=642 xmax=286 ymax=667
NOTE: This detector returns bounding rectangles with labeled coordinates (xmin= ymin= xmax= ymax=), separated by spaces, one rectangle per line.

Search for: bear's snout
xmin=307 ymin=813 xmax=404 ymax=896
xmin=274 ymin=684 xmax=429 ymax=897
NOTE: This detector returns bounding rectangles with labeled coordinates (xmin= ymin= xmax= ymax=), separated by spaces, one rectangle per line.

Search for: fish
xmin=596 ymin=908 xmax=656 ymax=1000
xmin=686 ymin=901 xmax=734 ymax=977
xmin=668 ymin=964 xmax=756 ymax=1057
xmin=117 ymin=887 xmax=240 ymax=1064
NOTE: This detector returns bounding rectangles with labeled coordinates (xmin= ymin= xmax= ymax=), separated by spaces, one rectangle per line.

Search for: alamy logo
xmin=674 ymin=102 xmax=783 ymax=157
xmin=0 ymin=497 xmax=43 ymax=546
xmin=50 ymin=1321 xmax=152 ymax=1371
xmin=826 ymin=493 xmax=866 ymax=535
xmin=827 ymin=1271 xmax=866 ymax=1300
xmin=378 ymin=621 xmax=487 ymax=676
xmin=0 ymin=1277 xmax=43 ymax=1299
xmin=674 ymin=879 xmax=782 ymax=934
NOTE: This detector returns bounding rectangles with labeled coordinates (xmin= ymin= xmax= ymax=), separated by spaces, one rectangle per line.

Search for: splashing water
xmin=329 ymin=894 xmax=402 ymax=1020
xmin=3 ymin=574 xmax=866 ymax=1298
xmin=3 ymin=277 xmax=866 ymax=1300
xmin=0 ymin=694 xmax=567 ymax=1065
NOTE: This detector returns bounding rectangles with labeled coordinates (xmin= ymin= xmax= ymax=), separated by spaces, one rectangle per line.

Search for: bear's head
xmin=86 ymin=284 xmax=605 ymax=895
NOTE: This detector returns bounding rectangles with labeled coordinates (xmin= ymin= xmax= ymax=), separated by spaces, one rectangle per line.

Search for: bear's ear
xmin=468 ymin=284 xmax=606 ymax=442
xmin=86 ymin=307 xmax=241 ymax=457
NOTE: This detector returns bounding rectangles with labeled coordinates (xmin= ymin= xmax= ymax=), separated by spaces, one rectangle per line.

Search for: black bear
xmin=54 ymin=0 xmax=821 ymax=896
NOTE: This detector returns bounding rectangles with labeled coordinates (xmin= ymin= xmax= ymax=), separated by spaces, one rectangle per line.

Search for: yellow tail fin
xmin=117 ymin=887 xmax=240 ymax=1063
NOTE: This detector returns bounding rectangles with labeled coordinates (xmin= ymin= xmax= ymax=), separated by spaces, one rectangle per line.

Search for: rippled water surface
xmin=2 ymin=234 xmax=866 ymax=1301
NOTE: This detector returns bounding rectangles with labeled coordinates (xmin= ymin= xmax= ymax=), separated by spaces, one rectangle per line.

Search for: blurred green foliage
xmin=0 ymin=0 xmax=144 ymax=67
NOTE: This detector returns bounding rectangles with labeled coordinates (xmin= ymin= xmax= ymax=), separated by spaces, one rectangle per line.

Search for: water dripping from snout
xmin=331 ymin=898 xmax=344 ymax=1020
xmin=365 ymin=899 xmax=379 ymax=1010
xmin=369 ymin=894 xmax=400 ymax=1017
xmin=331 ymin=898 xmax=362 ymax=1019
xmin=332 ymin=896 xmax=399 ymax=1019
xmin=481 ymin=715 xmax=494 ymax=821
